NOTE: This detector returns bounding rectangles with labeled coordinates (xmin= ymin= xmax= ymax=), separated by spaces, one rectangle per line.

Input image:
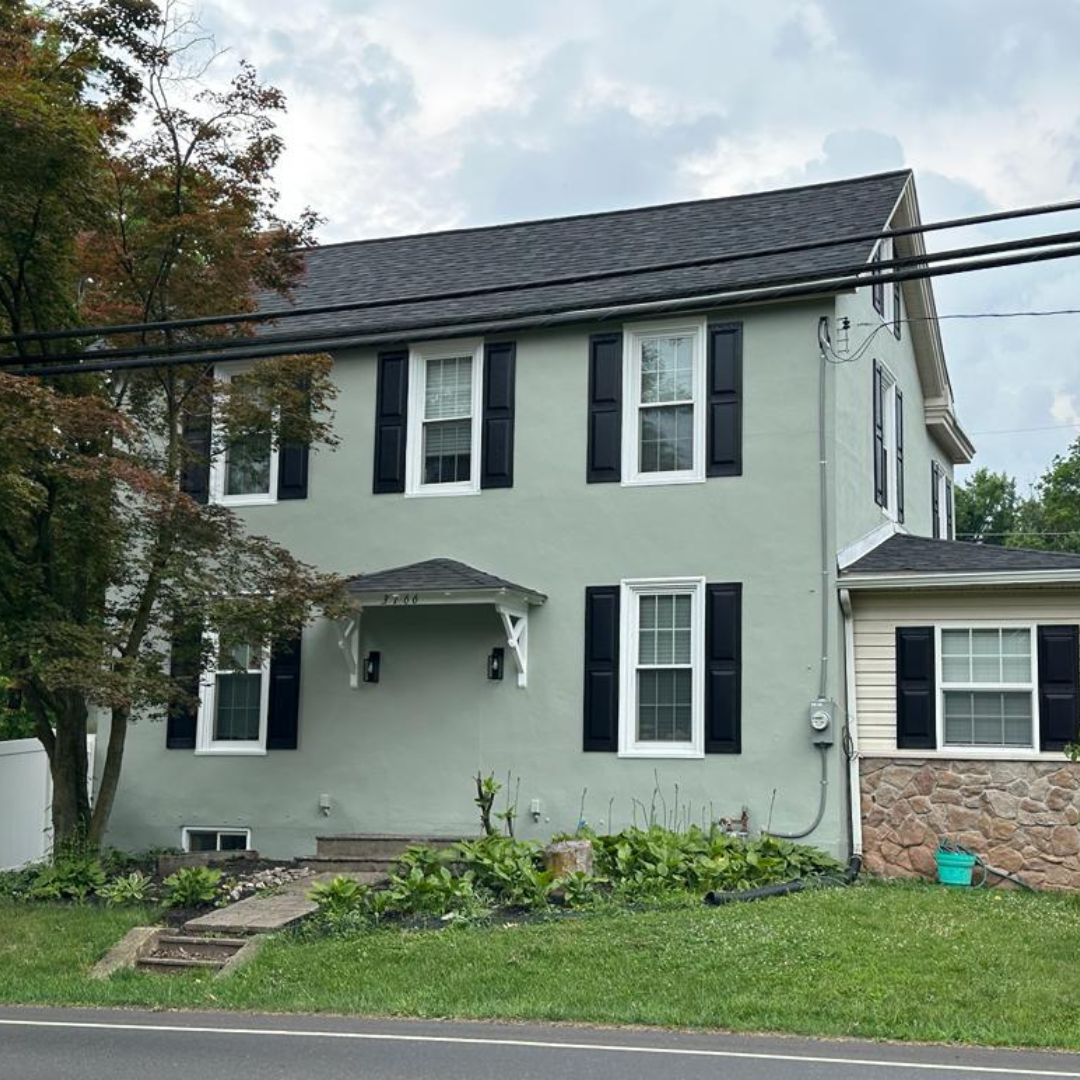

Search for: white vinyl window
xmin=182 ymin=827 xmax=252 ymax=853
xmin=622 ymin=320 xmax=707 ymax=486
xmin=938 ymin=626 xmax=1037 ymax=751
xmin=933 ymin=463 xmax=954 ymax=539
xmin=619 ymin=577 xmax=705 ymax=758
xmin=195 ymin=635 xmax=269 ymax=755
xmin=406 ymin=340 xmax=483 ymax=496
xmin=876 ymin=362 xmax=899 ymax=521
xmin=210 ymin=365 xmax=279 ymax=506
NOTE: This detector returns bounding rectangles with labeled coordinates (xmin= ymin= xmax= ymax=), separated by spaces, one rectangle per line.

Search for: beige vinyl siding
xmin=852 ymin=587 xmax=1080 ymax=757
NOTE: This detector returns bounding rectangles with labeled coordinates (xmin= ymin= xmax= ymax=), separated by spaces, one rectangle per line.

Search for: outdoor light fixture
xmin=487 ymin=647 xmax=504 ymax=681
xmin=362 ymin=651 xmax=380 ymax=684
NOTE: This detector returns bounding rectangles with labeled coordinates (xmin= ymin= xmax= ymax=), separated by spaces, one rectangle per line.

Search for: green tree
xmin=0 ymin=2 xmax=347 ymax=846
xmin=1008 ymin=438 xmax=1080 ymax=554
xmin=954 ymin=467 xmax=1019 ymax=545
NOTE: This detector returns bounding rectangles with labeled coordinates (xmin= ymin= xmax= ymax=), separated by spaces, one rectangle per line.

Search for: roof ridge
xmin=306 ymin=169 xmax=913 ymax=254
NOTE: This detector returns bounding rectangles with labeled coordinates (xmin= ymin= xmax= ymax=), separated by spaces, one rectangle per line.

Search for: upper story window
xmin=932 ymin=462 xmax=954 ymax=539
xmin=622 ymin=320 xmax=707 ymax=486
xmin=195 ymin=635 xmax=269 ymax=755
xmin=210 ymin=366 xmax=280 ymax=506
xmin=619 ymin=577 xmax=705 ymax=758
xmin=871 ymin=243 xmax=885 ymax=317
xmin=406 ymin=340 xmax=483 ymax=496
xmin=940 ymin=626 xmax=1036 ymax=750
xmin=873 ymin=360 xmax=903 ymax=522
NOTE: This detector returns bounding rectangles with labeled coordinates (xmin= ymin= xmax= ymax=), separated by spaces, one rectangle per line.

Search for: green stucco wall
xmin=100 ymin=295 xmax=945 ymax=860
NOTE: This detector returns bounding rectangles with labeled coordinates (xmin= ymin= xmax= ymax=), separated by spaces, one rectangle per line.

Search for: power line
xmin=859 ymin=308 xmax=1080 ymax=327
xmin=9 ymin=234 xmax=1080 ymax=378
xmin=968 ymin=422 xmax=1080 ymax=436
xmin=4 ymin=190 xmax=1080 ymax=351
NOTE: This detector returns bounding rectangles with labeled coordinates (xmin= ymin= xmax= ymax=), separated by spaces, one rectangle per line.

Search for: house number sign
xmin=381 ymin=593 xmax=420 ymax=605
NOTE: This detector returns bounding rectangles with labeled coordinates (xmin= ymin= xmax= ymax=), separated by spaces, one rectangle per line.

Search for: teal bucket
xmin=936 ymin=848 xmax=977 ymax=887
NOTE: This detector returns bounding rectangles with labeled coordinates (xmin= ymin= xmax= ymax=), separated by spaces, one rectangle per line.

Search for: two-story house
xmin=98 ymin=169 xmax=1080 ymax=888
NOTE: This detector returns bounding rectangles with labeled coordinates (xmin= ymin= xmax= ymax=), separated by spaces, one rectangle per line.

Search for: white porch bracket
xmin=496 ymin=605 xmax=529 ymax=688
xmin=336 ymin=615 xmax=361 ymax=690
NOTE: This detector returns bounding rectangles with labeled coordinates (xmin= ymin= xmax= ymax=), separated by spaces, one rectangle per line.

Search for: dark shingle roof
xmin=347 ymin=559 xmax=546 ymax=602
xmin=843 ymin=533 xmax=1080 ymax=575
xmin=258 ymin=170 xmax=911 ymax=340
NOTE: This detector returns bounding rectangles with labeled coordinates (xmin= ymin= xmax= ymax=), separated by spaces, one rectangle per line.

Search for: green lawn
xmin=4 ymin=881 xmax=1080 ymax=1048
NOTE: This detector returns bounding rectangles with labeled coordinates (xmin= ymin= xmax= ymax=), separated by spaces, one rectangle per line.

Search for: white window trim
xmin=618 ymin=576 xmax=706 ymax=759
xmin=209 ymin=363 xmax=280 ymax=507
xmin=405 ymin=338 xmax=484 ymax=498
xmin=621 ymin=318 xmax=707 ymax=487
xmin=195 ymin=631 xmax=270 ymax=756
xmin=934 ymin=465 xmax=953 ymax=539
xmin=935 ymin=622 xmax=1040 ymax=755
xmin=181 ymin=827 xmax=252 ymax=852
xmin=878 ymin=361 xmax=899 ymax=522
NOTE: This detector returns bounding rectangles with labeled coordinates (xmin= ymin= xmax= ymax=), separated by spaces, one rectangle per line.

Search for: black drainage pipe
xmin=703 ymin=854 xmax=862 ymax=907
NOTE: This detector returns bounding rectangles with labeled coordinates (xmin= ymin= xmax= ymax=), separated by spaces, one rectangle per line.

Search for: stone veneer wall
xmin=860 ymin=759 xmax=1080 ymax=891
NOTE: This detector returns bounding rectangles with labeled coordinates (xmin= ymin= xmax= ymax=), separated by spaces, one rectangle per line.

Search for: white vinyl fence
xmin=0 ymin=736 xmax=95 ymax=869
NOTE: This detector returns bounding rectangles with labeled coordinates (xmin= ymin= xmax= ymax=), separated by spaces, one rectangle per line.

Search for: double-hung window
xmin=622 ymin=320 xmax=706 ymax=485
xmin=195 ymin=636 xmax=270 ymax=754
xmin=939 ymin=626 xmax=1036 ymax=750
xmin=932 ymin=462 xmax=954 ymax=539
xmin=406 ymin=340 xmax=483 ymax=496
xmin=210 ymin=365 xmax=279 ymax=506
xmin=619 ymin=577 xmax=705 ymax=757
xmin=182 ymin=828 xmax=251 ymax=853
xmin=874 ymin=361 xmax=902 ymax=520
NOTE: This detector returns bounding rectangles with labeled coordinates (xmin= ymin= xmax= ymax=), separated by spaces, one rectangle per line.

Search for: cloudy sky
xmin=199 ymin=0 xmax=1080 ymax=489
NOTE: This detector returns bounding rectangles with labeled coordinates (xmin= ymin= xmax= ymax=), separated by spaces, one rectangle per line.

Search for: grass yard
xmin=3 ymin=881 xmax=1080 ymax=1048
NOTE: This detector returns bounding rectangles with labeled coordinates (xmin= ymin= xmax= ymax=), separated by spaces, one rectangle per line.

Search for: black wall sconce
xmin=362 ymin=651 xmax=381 ymax=684
xmin=487 ymin=647 xmax=504 ymax=681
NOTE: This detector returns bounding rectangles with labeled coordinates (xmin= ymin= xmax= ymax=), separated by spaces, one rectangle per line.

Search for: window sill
xmin=621 ymin=474 xmax=706 ymax=489
xmin=194 ymin=747 xmax=268 ymax=757
xmin=618 ymin=747 xmax=704 ymax=760
xmin=216 ymin=496 xmax=277 ymax=507
xmin=404 ymin=485 xmax=481 ymax=499
xmin=862 ymin=749 xmax=1068 ymax=762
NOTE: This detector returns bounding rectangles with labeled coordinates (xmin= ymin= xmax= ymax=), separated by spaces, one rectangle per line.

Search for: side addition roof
xmin=841 ymin=533 xmax=1080 ymax=588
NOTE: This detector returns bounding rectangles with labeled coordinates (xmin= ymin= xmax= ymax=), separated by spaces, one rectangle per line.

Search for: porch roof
xmin=346 ymin=558 xmax=547 ymax=606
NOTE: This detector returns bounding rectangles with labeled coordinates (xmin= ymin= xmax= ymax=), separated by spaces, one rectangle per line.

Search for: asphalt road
xmin=3 ymin=1007 xmax=1080 ymax=1079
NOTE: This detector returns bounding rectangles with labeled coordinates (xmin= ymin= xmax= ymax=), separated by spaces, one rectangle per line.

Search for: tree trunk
xmin=89 ymin=704 xmax=130 ymax=847
xmin=50 ymin=692 xmax=92 ymax=851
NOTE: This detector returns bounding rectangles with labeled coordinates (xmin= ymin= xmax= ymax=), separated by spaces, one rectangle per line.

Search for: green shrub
xmin=0 ymin=864 xmax=40 ymax=901
xmin=454 ymin=836 xmax=553 ymax=909
xmin=163 ymin=866 xmax=223 ymax=908
xmin=552 ymin=870 xmax=605 ymax=909
xmin=30 ymin=855 xmax=106 ymax=901
xmin=96 ymin=871 xmax=152 ymax=907
xmin=385 ymin=846 xmax=484 ymax=917
xmin=308 ymin=875 xmax=372 ymax=917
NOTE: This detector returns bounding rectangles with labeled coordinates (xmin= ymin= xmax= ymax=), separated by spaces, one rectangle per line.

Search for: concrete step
xmin=153 ymin=934 xmax=246 ymax=960
xmin=136 ymin=955 xmax=225 ymax=973
xmin=315 ymin=833 xmax=462 ymax=860
xmin=298 ymin=861 xmax=390 ymax=881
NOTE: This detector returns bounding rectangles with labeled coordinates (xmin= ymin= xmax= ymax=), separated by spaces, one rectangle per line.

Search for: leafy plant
xmin=308 ymin=876 xmax=372 ymax=917
xmin=0 ymin=864 xmax=41 ymax=901
xmin=454 ymin=836 xmax=552 ymax=909
xmin=552 ymin=871 xmax=605 ymax=909
xmin=385 ymin=846 xmax=484 ymax=917
xmin=96 ymin=871 xmax=151 ymax=907
xmin=30 ymin=855 xmax=106 ymax=901
xmin=163 ymin=867 xmax=223 ymax=908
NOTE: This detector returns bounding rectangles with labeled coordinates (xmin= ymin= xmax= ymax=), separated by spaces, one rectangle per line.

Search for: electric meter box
xmin=808 ymin=698 xmax=836 ymax=746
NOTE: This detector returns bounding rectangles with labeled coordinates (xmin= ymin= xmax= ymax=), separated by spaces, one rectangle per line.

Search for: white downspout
xmin=839 ymin=587 xmax=862 ymax=856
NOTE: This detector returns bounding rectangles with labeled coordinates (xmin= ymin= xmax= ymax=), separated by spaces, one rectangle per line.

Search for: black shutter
xmin=1038 ymin=625 xmax=1079 ymax=752
xmin=896 ymin=627 xmax=936 ymax=749
xmin=583 ymin=586 xmax=619 ymax=751
xmin=481 ymin=342 xmax=516 ymax=489
xmin=872 ymin=360 xmax=886 ymax=507
xmin=180 ymin=399 xmax=212 ymax=505
xmin=895 ymin=388 xmax=904 ymax=524
xmin=373 ymin=349 xmax=409 ymax=494
xmin=872 ymin=249 xmax=884 ymax=315
xmin=706 ymin=323 xmax=742 ymax=477
xmin=705 ymin=583 xmax=742 ymax=753
xmin=892 ymin=281 xmax=902 ymax=339
xmin=587 ymin=333 xmax=622 ymax=483
xmin=931 ymin=463 xmax=941 ymax=538
xmin=166 ymin=618 xmax=203 ymax=749
xmin=277 ymin=442 xmax=309 ymax=500
xmin=945 ymin=479 xmax=954 ymax=540
xmin=266 ymin=636 xmax=302 ymax=751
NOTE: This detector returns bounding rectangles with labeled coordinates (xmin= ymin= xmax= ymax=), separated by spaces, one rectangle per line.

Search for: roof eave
xmin=839 ymin=568 xmax=1080 ymax=590
xmin=347 ymin=586 xmax=547 ymax=607
xmin=924 ymin=399 xmax=976 ymax=464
